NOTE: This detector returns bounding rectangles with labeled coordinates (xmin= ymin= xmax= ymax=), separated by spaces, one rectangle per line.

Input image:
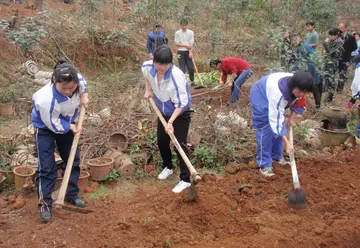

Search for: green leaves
xmin=9 ymin=17 xmax=47 ymax=53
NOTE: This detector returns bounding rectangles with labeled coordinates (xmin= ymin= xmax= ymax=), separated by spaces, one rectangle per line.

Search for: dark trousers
xmin=337 ymin=61 xmax=349 ymax=92
xmin=315 ymin=82 xmax=323 ymax=108
xmin=34 ymin=128 xmax=80 ymax=212
xmin=157 ymin=112 xmax=191 ymax=182
xmin=324 ymin=63 xmax=337 ymax=93
xmin=177 ymin=51 xmax=194 ymax=82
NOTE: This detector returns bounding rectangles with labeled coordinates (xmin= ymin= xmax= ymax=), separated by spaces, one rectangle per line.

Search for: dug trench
xmin=1 ymin=150 xmax=360 ymax=248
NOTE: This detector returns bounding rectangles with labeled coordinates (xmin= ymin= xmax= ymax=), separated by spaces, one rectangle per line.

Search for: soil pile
xmin=1 ymin=150 xmax=360 ymax=248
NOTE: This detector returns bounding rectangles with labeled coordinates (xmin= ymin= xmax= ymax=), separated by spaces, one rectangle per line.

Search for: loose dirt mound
xmin=1 ymin=150 xmax=360 ymax=248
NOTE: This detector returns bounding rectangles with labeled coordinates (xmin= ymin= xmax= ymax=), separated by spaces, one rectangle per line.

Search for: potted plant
xmin=0 ymin=88 xmax=14 ymax=116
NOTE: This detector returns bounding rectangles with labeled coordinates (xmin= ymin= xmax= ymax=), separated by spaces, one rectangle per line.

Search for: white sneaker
xmin=157 ymin=167 xmax=173 ymax=180
xmin=172 ymin=180 xmax=191 ymax=193
xmin=259 ymin=167 xmax=275 ymax=177
xmin=274 ymin=158 xmax=290 ymax=166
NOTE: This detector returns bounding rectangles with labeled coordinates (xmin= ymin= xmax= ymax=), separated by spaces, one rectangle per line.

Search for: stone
xmin=225 ymin=165 xmax=240 ymax=175
xmin=314 ymin=226 xmax=325 ymax=235
xmin=8 ymin=195 xmax=16 ymax=204
xmin=144 ymin=164 xmax=156 ymax=173
xmin=84 ymin=187 xmax=94 ymax=193
xmin=90 ymin=182 xmax=99 ymax=191
xmin=215 ymin=229 xmax=223 ymax=238
xmin=13 ymin=196 xmax=26 ymax=209
xmin=248 ymin=161 xmax=257 ymax=168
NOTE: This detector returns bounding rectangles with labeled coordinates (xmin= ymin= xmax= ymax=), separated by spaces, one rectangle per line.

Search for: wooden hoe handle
xmin=55 ymin=105 xmax=86 ymax=206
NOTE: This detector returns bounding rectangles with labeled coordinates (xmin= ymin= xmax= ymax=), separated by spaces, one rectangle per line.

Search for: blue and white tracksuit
xmin=141 ymin=60 xmax=191 ymax=116
xmin=250 ymin=73 xmax=303 ymax=168
xmin=31 ymin=74 xmax=87 ymax=212
xmin=142 ymin=60 xmax=192 ymax=182
xmin=351 ymin=63 xmax=360 ymax=98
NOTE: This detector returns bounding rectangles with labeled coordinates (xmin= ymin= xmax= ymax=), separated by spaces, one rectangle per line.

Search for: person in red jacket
xmin=210 ymin=57 xmax=253 ymax=103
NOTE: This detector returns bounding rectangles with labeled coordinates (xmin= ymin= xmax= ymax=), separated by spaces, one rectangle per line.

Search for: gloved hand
xmin=344 ymin=101 xmax=354 ymax=110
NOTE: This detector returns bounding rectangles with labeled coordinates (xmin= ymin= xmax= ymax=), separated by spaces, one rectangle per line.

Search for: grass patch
xmin=88 ymin=184 xmax=110 ymax=199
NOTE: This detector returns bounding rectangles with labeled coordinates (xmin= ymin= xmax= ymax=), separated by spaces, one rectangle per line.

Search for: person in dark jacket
xmin=290 ymin=34 xmax=321 ymax=109
xmin=146 ymin=24 xmax=168 ymax=59
xmin=280 ymin=31 xmax=293 ymax=71
xmin=337 ymin=23 xmax=358 ymax=92
xmin=323 ymin=28 xmax=344 ymax=104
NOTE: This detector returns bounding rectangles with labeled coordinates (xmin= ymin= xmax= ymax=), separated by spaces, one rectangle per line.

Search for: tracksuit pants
xmin=231 ymin=68 xmax=253 ymax=103
xmin=255 ymin=125 xmax=284 ymax=168
xmin=34 ymin=128 xmax=80 ymax=212
xmin=177 ymin=51 xmax=195 ymax=83
xmin=157 ymin=111 xmax=191 ymax=183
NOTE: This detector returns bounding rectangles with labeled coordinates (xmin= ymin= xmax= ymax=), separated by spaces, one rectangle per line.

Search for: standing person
xmin=142 ymin=45 xmax=192 ymax=193
xmin=31 ymin=60 xmax=89 ymax=222
xmin=323 ymin=28 xmax=343 ymax=105
xmin=305 ymin=21 xmax=319 ymax=51
xmin=290 ymin=34 xmax=321 ymax=109
xmin=250 ymin=71 xmax=315 ymax=177
xmin=210 ymin=57 xmax=252 ymax=103
xmin=351 ymin=32 xmax=360 ymax=61
xmin=280 ymin=30 xmax=293 ymax=71
xmin=337 ymin=23 xmax=358 ymax=92
xmin=344 ymin=54 xmax=360 ymax=109
xmin=146 ymin=24 xmax=168 ymax=60
xmin=175 ymin=19 xmax=195 ymax=85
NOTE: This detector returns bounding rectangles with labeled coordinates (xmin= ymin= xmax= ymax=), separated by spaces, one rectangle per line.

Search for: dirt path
xmin=1 ymin=150 xmax=360 ymax=248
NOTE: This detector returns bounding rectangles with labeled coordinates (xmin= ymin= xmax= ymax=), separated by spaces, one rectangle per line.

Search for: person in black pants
xmin=142 ymin=45 xmax=192 ymax=193
xmin=337 ymin=23 xmax=358 ymax=92
xmin=175 ymin=19 xmax=195 ymax=85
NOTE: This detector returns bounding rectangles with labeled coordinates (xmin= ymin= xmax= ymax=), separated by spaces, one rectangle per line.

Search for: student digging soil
xmin=31 ymin=60 xmax=89 ymax=222
xmin=250 ymin=71 xmax=315 ymax=177
xmin=142 ymin=45 xmax=192 ymax=193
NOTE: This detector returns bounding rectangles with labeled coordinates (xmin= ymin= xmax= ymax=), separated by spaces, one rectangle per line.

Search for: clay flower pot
xmin=78 ymin=170 xmax=90 ymax=193
xmin=106 ymin=132 xmax=129 ymax=151
xmin=87 ymin=157 xmax=114 ymax=181
xmin=55 ymin=170 xmax=90 ymax=193
xmin=13 ymin=166 xmax=36 ymax=190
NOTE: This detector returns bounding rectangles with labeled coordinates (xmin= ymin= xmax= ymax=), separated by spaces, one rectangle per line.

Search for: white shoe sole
xmin=172 ymin=186 xmax=190 ymax=193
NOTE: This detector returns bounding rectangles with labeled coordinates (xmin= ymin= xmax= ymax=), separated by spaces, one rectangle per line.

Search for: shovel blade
xmin=288 ymin=187 xmax=306 ymax=209
xmin=183 ymin=184 xmax=198 ymax=203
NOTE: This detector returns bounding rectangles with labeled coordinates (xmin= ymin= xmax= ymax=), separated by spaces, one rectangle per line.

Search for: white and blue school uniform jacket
xmin=351 ymin=62 xmax=360 ymax=98
xmin=31 ymin=73 xmax=87 ymax=134
xmin=250 ymin=72 xmax=301 ymax=137
xmin=141 ymin=60 xmax=191 ymax=116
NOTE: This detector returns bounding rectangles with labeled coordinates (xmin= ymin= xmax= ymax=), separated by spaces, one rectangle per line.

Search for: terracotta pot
xmin=0 ymin=103 xmax=13 ymax=116
xmin=106 ymin=132 xmax=128 ymax=151
xmin=319 ymin=128 xmax=349 ymax=147
xmin=116 ymin=153 xmax=135 ymax=176
xmin=104 ymin=150 xmax=123 ymax=169
xmin=13 ymin=166 xmax=36 ymax=190
xmin=321 ymin=107 xmax=348 ymax=130
xmin=131 ymin=150 xmax=149 ymax=166
xmin=54 ymin=170 xmax=90 ymax=193
xmin=78 ymin=170 xmax=90 ymax=193
xmin=87 ymin=157 xmax=114 ymax=181
xmin=0 ymin=169 xmax=15 ymax=184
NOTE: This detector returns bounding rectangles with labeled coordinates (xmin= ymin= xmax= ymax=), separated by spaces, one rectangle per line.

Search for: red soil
xmin=1 ymin=149 xmax=360 ymax=248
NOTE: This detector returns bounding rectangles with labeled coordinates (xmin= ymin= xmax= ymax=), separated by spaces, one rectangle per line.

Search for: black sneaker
xmin=40 ymin=211 xmax=52 ymax=223
xmin=66 ymin=198 xmax=85 ymax=208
